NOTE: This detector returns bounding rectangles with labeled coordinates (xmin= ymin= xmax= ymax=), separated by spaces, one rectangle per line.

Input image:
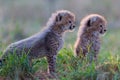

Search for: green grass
xmin=0 ymin=52 xmax=34 ymax=80
xmin=0 ymin=28 xmax=120 ymax=80
xmin=57 ymin=48 xmax=120 ymax=80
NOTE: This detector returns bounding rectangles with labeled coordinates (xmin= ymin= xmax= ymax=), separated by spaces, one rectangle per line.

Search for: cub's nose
xmin=69 ymin=25 xmax=76 ymax=30
xmin=104 ymin=29 xmax=107 ymax=32
xmin=73 ymin=25 xmax=75 ymax=28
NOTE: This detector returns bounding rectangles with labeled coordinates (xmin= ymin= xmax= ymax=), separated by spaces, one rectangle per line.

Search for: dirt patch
xmin=0 ymin=77 xmax=5 ymax=80
xmin=34 ymin=71 xmax=58 ymax=80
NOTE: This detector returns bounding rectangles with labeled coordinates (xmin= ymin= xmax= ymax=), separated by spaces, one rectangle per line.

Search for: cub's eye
xmin=69 ymin=21 xmax=72 ymax=23
xmin=99 ymin=24 xmax=102 ymax=27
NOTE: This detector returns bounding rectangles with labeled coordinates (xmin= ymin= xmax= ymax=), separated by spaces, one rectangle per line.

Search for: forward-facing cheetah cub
xmin=74 ymin=14 xmax=107 ymax=61
xmin=0 ymin=10 xmax=76 ymax=75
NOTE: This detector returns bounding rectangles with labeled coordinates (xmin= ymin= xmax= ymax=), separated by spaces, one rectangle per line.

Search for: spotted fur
xmin=0 ymin=10 xmax=76 ymax=75
xmin=74 ymin=14 xmax=107 ymax=61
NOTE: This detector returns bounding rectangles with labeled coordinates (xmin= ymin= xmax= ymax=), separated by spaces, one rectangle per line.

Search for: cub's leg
xmin=46 ymin=55 xmax=56 ymax=74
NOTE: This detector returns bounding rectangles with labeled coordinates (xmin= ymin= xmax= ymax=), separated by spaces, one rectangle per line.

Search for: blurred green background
xmin=0 ymin=0 xmax=120 ymax=48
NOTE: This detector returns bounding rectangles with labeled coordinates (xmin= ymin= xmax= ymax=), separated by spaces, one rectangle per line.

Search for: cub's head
xmin=48 ymin=10 xmax=76 ymax=32
xmin=81 ymin=14 xmax=107 ymax=35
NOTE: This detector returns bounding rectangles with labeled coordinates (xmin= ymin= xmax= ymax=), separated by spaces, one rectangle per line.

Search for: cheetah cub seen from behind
xmin=0 ymin=10 xmax=76 ymax=75
xmin=74 ymin=14 xmax=107 ymax=61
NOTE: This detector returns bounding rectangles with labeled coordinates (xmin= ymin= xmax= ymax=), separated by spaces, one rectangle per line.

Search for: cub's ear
xmin=56 ymin=13 xmax=62 ymax=22
xmin=87 ymin=17 xmax=97 ymax=27
xmin=87 ymin=19 xmax=91 ymax=26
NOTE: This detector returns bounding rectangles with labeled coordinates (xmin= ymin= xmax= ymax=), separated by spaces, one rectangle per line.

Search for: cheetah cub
xmin=0 ymin=10 xmax=76 ymax=75
xmin=74 ymin=14 xmax=107 ymax=61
